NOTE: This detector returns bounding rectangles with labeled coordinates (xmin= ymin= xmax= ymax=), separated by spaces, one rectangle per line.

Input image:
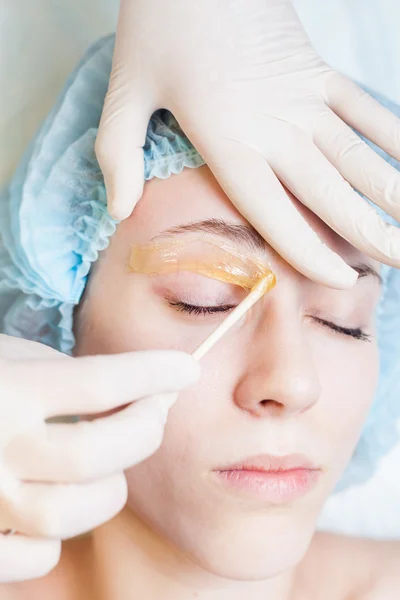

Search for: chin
xmin=139 ymin=499 xmax=318 ymax=582
xmin=191 ymin=519 xmax=316 ymax=581
xmin=126 ymin=463 xmax=323 ymax=582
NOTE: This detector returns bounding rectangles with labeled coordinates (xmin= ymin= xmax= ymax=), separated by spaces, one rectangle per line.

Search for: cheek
xmin=312 ymin=338 xmax=379 ymax=460
xmin=126 ymin=333 xmax=247 ymax=481
xmin=145 ymin=342 xmax=244 ymax=469
xmin=124 ymin=345 xmax=243 ymax=526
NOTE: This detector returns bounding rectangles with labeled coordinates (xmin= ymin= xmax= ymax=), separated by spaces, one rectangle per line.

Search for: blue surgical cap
xmin=0 ymin=35 xmax=399 ymax=490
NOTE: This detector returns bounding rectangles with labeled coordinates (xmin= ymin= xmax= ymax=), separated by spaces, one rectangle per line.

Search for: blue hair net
xmin=0 ymin=35 xmax=399 ymax=490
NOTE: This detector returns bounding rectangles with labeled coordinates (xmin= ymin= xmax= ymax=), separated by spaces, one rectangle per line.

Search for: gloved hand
xmin=96 ymin=0 xmax=400 ymax=289
xmin=0 ymin=335 xmax=199 ymax=583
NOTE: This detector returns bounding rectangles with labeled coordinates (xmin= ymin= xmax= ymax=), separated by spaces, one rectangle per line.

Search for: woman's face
xmin=75 ymin=166 xmax=381 ymax=580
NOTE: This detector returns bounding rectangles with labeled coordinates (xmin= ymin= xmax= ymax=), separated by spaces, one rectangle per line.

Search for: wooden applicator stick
xmin=192 ymin=272 xmax=275 ymax=361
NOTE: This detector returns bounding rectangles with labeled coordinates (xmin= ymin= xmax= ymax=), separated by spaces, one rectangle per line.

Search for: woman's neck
xmin=88 ymin=507 xmax=298 ymax=600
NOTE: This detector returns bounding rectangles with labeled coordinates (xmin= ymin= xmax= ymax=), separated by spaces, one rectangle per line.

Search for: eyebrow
xmin=152 ymin=218 xmax=382 ymax=283
xmin=350 ymin=263 xmax=382 ymax=284
xmin=152 ymin=218 xmax=265 ymax=250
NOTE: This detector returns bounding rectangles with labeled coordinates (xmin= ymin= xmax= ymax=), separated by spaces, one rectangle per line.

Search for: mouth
xmin=213 ymin=453 xmax=321 ymax=505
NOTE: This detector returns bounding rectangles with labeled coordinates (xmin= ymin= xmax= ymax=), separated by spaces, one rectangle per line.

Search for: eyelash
xmin=169 ymin=300 xmax=235 ymax=316
xmin=311 ymin=317 xmax=371 ymax=342
xmin=168 ymin=301 xmax=371 ymax=342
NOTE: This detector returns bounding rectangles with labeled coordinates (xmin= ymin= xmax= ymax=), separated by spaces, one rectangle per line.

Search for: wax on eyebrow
xmin=129 ymin=237 xmax=273 ymax=291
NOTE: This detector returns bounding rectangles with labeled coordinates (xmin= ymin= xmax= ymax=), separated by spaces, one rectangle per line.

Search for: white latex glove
xmin=0 ymin=335 xmax=199 ymax=583
xmin=96 ymin=0 xmax=400 ymax=289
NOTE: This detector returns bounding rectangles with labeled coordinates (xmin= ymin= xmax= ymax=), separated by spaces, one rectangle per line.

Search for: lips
xmin=217 ymin=453 xmax=317 ymax=473
xmin=213 ymin=453 xmax=321 ymax=504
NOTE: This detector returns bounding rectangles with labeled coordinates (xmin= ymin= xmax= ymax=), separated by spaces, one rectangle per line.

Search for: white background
xmin=0 ymin=0 xmax=399 ymax=538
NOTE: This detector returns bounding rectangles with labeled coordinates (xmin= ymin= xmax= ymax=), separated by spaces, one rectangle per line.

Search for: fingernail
xmin=161 ymin=393 xmax=177 ymax=410
xmin=104 ymin=176 xmax=130 ymax=221
xmin=177 ymin=355 xmax=202 ymax=387
xmin=330 ymin=262 xmax=358 ymax=289
xmin=316 ymin=249 xmax=359 ymax=289
xmin=107 ymin=201 xmax=131 ymax=221
xmin=154 ymin=393 xmax=177 ymax=424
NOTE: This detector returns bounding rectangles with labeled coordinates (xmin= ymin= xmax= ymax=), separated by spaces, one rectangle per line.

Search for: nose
xmin=234 ymin=305 xmax=321 ymax=419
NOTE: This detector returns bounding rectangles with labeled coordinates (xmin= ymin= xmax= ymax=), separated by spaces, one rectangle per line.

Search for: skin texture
xmin=78 ymin=166 xmax=380 ymax=596
xmin=4 ymin=165 xmax=387 ymax=600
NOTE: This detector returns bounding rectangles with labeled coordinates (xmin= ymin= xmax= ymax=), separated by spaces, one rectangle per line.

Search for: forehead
xmin=121 ymin=165 xmax=372 ymax=267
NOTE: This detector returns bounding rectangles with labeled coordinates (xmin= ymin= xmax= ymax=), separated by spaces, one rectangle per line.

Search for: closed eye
xmin=168 ymin=300 xmax=236 ymax=316
xmin=169 ymin=301 xmax=372 ymax=342
xmin=312 ymin=317 xmax=371 ymax=342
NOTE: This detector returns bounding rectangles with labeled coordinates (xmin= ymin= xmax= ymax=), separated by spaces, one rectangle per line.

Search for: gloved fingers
xmin=2 ymin=473 xmax=127 ymax=540
xmin=0 ymin=335 xmax=66 ymax=361
xmin=96 ymin=80 xmax=152 ymax=220
xmin=326 ymin=73 xmax=400 ymax=161
xmin=0 ymin=535 xmax=61 ymax=583
xmin=314 ymin=111 xmax=400 ymax=221
xmin=201 ymin=137 xmax=357 ymax=288
xmin=0 ymin=338 xmax=65 ymax=447
xmin=269 ymin=134 xmax=400 ymax=266
xmin=4 ymin=394 xmax=175 ymax=483
xmin=2 ymin=350 xmax=199 ymax=420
